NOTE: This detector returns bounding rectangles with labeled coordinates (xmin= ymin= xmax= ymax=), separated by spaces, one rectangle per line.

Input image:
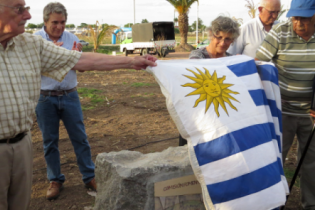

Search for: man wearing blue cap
xmin=256 ymin=0 xmax=315 ymax=209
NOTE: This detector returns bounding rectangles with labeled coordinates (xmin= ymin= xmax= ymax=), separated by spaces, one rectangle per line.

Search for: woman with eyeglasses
xmin=189 ymin=16 xmax=240 ymax=59
xmin=179 ymin=16 xmax=240 ymax=146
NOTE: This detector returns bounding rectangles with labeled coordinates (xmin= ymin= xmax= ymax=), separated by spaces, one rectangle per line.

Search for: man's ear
xmin=258 ymin=6 xmax=263 ymax=14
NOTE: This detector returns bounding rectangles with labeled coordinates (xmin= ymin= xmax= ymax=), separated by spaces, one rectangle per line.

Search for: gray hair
xmin=43 ymin=2 xmax=67 ymax=22
xmin=207 ymin=16 xmax=240 ymax=39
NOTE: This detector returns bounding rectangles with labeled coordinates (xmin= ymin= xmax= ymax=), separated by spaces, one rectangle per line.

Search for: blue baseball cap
xmin=286 ymin=0 xmax=315 ymax=17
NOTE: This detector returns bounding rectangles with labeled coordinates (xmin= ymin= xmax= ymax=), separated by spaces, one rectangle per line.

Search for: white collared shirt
xmin=227 ymin=16 xmax=279 ymax=58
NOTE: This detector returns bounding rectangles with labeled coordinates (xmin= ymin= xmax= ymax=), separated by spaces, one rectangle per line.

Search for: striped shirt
xmin=256 ymin=20 xmax=315 ymax=117
xmin=0 ymin=33 xmax=81 ymax=139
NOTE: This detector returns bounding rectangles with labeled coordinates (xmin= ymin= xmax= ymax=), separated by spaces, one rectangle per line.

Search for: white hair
xmin=259 ymin=0 xmax=281 ymax=7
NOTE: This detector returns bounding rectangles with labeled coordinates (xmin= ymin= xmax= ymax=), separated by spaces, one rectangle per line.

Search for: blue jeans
xmin=36 ymin=90 xmax=95 ymax=184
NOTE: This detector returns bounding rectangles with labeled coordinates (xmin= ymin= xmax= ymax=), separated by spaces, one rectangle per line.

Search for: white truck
xmin=119 ymin=22 xmax=176 ymax=57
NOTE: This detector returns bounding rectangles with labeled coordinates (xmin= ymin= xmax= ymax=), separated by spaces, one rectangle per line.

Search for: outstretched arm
xmin=73 ymin=53 xmax=157 ymax=71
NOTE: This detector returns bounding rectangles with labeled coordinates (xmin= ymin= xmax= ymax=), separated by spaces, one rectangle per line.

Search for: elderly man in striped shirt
xmin=256 ymin=0 xmax=315 ymax=209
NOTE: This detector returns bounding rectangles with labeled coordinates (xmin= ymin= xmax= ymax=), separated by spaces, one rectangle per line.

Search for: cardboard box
xmin=154 ymin=175 xmax=205 ymax=210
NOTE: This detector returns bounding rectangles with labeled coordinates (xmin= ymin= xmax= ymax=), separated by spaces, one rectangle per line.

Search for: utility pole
xmin=196 ymin=2 xmax=199 ymax=46
xmin=133 ymin=0 xmax=136 ymax=25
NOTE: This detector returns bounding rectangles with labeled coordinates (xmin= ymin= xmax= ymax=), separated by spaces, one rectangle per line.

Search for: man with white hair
xmin=227 ymin=0 xmax=281 ymax=58
xmin=0 ymin=0 xmax=157 ymax=209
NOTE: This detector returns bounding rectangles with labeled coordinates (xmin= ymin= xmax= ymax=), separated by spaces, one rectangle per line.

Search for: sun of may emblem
xmin=182 ymin=67 xmax=240 ymax=117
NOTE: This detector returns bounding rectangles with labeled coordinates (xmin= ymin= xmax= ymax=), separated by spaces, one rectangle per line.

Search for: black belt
xmin=0 ymin=132 xmax=27 ymax=144
xmin=40 ymin=87 xmax=77 ymax=96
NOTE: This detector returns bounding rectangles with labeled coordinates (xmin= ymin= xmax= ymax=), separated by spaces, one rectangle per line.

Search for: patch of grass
xmin=130 ymin=93 xmax=155 ymax=98
xmin=82 ymin=45 xmax=121 ymax=55
xmin=78 ymin=87 xmax=105 ymax=110
xmin=284 ymin=167 xmax=300 ymax=187
xmin=131 ymin=82 xmax=154 ymax=87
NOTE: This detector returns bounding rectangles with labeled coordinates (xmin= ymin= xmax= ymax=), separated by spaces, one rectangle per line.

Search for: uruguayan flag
xmin=147 ymin=55 xmax=289 ymax=210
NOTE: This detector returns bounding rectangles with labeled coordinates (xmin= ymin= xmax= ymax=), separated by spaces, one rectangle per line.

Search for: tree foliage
xmin=124 ymin=23 xmax=133 ymax=27
xmin=191 ymin=18 xmax=204 ymax=31
xmin=174 ymin=17 xmax=178 ymax=26
xmin=141 ymin=19 xmax=149 ymax=23
xmin=245 ymin=0 xmax=257 ymax=19
xmin=78 ymin=23 xmax=88 ymax=28
xmin=166 ymin=0 xmax=199 ymax=47
xmin=26 ymin=23 xmax=37 ymax=29
xmin=87 ymin=21 xmax=117 ymax=52
xmin=66 ymin=24 xmax=75 ymax=28
xmin=37 ymin=23 xmax=44 ymax=28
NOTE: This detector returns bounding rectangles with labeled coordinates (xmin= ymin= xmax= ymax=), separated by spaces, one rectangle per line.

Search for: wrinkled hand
xmin=72 ymin=41 xmax=82 ymax=52
xmin=53 ymin=40 xmax=63 ymax=47
xmin=310 ymin=109 xmax=315 ymax=119
xmin=131 ymin=54 xmax=158 ymax=70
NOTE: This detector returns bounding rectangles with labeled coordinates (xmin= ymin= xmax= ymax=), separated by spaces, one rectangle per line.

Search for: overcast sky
xmin=25 ymin=0 xmax=292 ymax=27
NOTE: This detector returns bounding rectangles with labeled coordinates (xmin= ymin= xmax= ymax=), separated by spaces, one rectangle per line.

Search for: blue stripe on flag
xmin=227 ymin=60 xmax=257 ymax=77
xmin=267 ymin=124 xmax=280 ymax=150
xmin=249 ymin=91 xmax=282 ymax=129
xmin=257 ymin=64 xmax=279 ymax=85
xmin=249 ymin=89 xmax=267 ymax=106
xmin=207 ymin=161 xmax=281 ymax=204
xmin=194 ymin=123 xmax=273 ymax=166
xmin=268 ymin=99 xmax=283 ymax=133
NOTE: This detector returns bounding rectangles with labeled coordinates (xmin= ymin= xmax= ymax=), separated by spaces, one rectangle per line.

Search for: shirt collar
xmin=41 ymin=26 xmax=64 ymax=41
xmin=2 ymin=37 xmax=16 ymax=50
xmin=256 ymin=16 xmax=279 ymax=32
xmin=256 ymin=16 xmax=265 ymax=31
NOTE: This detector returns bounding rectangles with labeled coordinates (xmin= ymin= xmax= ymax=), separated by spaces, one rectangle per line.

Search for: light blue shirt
xmin=34 ymin=27 xmax=80 ymax=90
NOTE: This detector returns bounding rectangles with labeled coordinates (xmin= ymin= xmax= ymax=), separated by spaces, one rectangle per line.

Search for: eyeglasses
xmin=263 ymin=8 xmax=280 ymax=16
xmin=291 ymin=17 xmax=312 ymax=24
xmin=0 ymin=4 xmax=30 ymax=15
xmin=212 ymin=34 xmax=233 ymax=44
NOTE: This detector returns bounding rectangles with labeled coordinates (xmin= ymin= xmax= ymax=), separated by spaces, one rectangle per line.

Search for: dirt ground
xmin=29 ymin=52 xmax=301 ymax=210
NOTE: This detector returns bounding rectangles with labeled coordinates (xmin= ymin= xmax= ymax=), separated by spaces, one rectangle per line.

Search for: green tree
xmin=26 ymin=23 xmax=37 ymax=29
xmin=191 ymin=18 xmax=204 ymax=31
xmin=124 ymin=23 xmax=133 ymax=27
xmin=101 ymin=23 xmax=109 ymax=29
xmin=141 ymin=19 xmax=149 ymax=23
xmin=88 ymin=21 xmax=117 ymax=52
xmin=79 ymin=23 xmax=88 ymax=28
xmin=66 ymin=24 xmax=75 ymax=28
xmin=37 ymin=23 xmax=44 ymax=28
xmin=174 ymin=17 xmax=178 ymax=26
xmin=245 ymin=0 xmax=257 ymax=19
xmin=166 ymin=0 xmax=199 ymax=50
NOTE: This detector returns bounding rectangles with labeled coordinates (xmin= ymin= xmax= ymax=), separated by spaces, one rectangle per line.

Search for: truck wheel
xmin=141 ymin=48 xmax=148 ymax=56
xmin=161 ymin=49 xmax=168 ymax=57
xmin=124 ymin=49 xmax=128 ymax=56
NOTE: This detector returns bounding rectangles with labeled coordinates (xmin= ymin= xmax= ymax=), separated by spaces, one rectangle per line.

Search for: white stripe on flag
xmin=214 ymin=182 xmax=286 ymax=210
xmin=200 ymin=141 xmax=278 ymax=184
